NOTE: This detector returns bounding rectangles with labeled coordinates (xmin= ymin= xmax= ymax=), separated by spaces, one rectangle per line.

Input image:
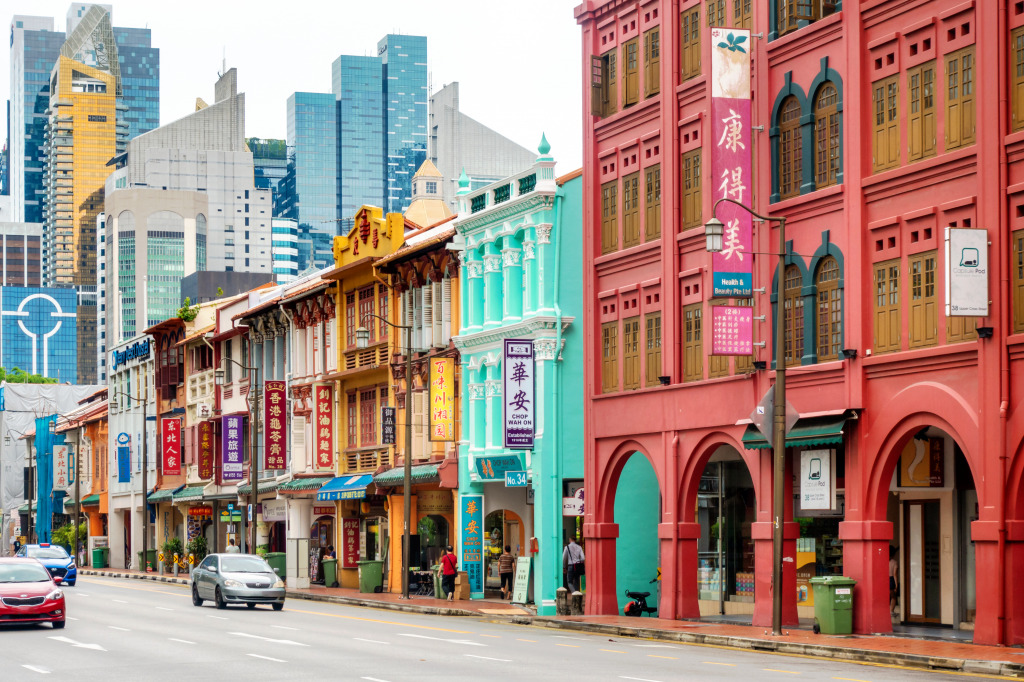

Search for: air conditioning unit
xmin=198 ymin=403 xmax=212 ymax=418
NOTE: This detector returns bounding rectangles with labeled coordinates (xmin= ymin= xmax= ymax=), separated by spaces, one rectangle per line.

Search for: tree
xmin=0 ymin=367 xmax=57 ymax=384
xmin=177 ymin=297 xmax=200 ymax=322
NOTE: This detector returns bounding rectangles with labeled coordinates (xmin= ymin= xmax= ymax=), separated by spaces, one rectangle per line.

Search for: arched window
xmin=814 ymin=83 xmax=839 ymax=188
xmin=815 ymin=256 xmax=841 ymax=362
xmin=779 ymin=97 xmax=802 ymax=200
xmin=783 ymin=264 xmax=804 ymax=366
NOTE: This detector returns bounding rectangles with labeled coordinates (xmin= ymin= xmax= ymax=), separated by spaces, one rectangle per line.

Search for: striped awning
xmin=741 ymin=415 xmax=851 ymax=450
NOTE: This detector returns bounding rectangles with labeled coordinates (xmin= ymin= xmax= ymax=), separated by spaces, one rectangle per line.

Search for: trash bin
xmin=92 ymin=547 xmax=108 ymax=569
xmin=322 ymin=558 xmax=338 ymax=588
xmin=265 ymin=552 xmax=286 ymax=578
xmin=357 ymin=560 xmax=384 ymax=593
xmin=137 ymin=549 xmax=157 ymax=572
xmin=810 ymin=575 xmax=856 ymax=635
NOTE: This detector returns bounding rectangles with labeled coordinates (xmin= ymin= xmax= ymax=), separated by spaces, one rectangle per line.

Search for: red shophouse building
xmin=576 ymin=0 xmax=1024 ymax=644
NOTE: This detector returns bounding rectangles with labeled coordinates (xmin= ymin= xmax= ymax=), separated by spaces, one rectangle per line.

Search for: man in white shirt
xmin=226 ymin=538 xmax=240 ymax=553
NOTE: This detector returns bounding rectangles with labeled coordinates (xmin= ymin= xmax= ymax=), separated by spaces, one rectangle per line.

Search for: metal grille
xmin=2 ymin=596 xmax=45 ymax=606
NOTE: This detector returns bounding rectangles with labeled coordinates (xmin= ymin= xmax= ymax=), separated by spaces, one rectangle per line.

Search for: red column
xmin=583 ymin=521 xmax=620 ymax=615
xmin=839 ymin=520 xmax=893 ymax=634
xmin=673 ymin=522 xmax=701 ymax=619
xmin=1005 ymin=521 xmax=1024 ymax=645
xmin=972 ymin=521 xmax=1004 ymax=646
xmin=751 ymin=521 xmax=800 ymax=627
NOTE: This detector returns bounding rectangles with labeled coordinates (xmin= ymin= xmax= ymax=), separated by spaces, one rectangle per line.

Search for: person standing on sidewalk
xmin=226 ymin=539 xmax=240 ymax=553
xmin=563 ymin=537 xmax=585 ymax=593
xmin=889 ymin=545 xmax=899 ymax=616
xmin=498 ymin=546 xmax=516 ymax=600
xmin=440 ymin=545 xmax=458 ymax=601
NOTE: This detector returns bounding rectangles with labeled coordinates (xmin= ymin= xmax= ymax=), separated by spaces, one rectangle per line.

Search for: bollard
xmin=556 ymin=587 xmax=569 ymax=615
xmin=570 ymin=591 xmax=584 ymax=616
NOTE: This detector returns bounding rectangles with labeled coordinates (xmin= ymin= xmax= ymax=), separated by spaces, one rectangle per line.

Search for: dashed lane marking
xmin=271 ymin=625 xmax=299 ymax=631
xmin=229 ymin=632 xmax=309 ymax=647
xmin=647 ymin=655 xmax=678 ymax=660
xmin=555 ymin=643 xmax=580 ymax=648
xmin=208 ymin=615 xmax=228 ymax=620
xmin=703 ymin=662 xmax=736 ymax=667
xmin=398 ymin=633 xmax=486 ymax=647
xmin=601 ymin=649 xmax=626 ymax=653
xmin=620 ymin=677 xmax=663 ymax=682
xmin=353 ymin=638 xmax=389 ymax=645
xmin=112 ymin=599 xmax=129 ymax=604
xmin=22 ymin=665 xmax=50 ymax=674
xmin=479 ymin=634 xmax=501 ymax=638
xmin=156 ymin=607 xmax=173 ymax=611
xmin=168 ymin=638 xmax=195 ymax=645
xmin=833 ymin=678 xmax=871 ymax=682
xmin=108 ymin=626 xmax=130 ymax=631
xmin=247 ymin=654 xmax=286 ymax=663
xmin=764 ymin=669 xmax=800 ymax=675
xmin=516 ymin=639 xmax=537 ymax=643
xmin=362 ymin=677 xmax=391 ymax=682
xmin=465 ymin=654 xmax=512 ymax=662
xmin=286 ymin=607 xmax=471 ymax=634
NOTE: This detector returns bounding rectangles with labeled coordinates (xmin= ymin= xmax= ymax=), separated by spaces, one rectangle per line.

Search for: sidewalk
xmin=80 ymin=568 xmax=1024 ymax=678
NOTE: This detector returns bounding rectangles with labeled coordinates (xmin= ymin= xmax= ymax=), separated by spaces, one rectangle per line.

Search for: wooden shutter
xmin=605 ymin=50 xmax=617 ymax=116
xmin=683 ymin=304 xmax=703 ymax=382
xmin=945 ymin=48 xmax=975 ymax=150
xmin=682 ymin=6 xmax=701 ymax=81
xmin=644 ymin=27 xmax=660 ymax=97
xmin=622 ymin=173 xmax=640 ymax=248
xmin=601 ymin=181 xmax=618 ymax=254
xmin=645 ymin=312 xmax=662 ymax=386
xmin=422 ymin=284 xmax=434 ymax=348
xmin=591 ymin=55 xmax=605 ymax=117
xmin=1015 ymin=231 xmax=1024 ymax=333
xmin=816 ymin=257 xmax=841 ymax=362
xmin=874 ymin=260 xmax=901 ymax=352
xmin=1014 ymin=29 xmax=1024 ymax=132
xmin=623 ymin=38 xmax=639 ymax=107
xmin=601 ymin=322 xmax=619 ymax=393
xmin=432 ymin=281 xmax=443 ymax=346
xmin=622 ymin=317 xmax=640 ymax=389
xmin=682 ymin=149 xmax=702 ymax=229
xmin=908 ymin=252 xmax=937 ymax=348
xmin=644 ymin=165 xmax=661 ymax=241
xmin=442 ymin=277 xmax=452 ymax=341
xmin=907 ymin=63 xmax=936 ymax=161
xmin=873 ymin=76 xmax=899 ymax=171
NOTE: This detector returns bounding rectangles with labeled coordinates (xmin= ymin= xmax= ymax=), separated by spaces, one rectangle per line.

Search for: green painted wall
xmin=614 ymin=452 xmax=661 ymax=614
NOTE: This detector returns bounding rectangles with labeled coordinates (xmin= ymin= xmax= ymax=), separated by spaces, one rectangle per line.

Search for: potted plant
xmin=162 ymin=537 xmax=184 ymax=574
xmin=186 ymin=535 xmax=208 ymax=575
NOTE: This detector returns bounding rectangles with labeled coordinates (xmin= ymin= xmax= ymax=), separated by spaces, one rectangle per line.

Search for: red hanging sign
xmin=198 ymin=420 xmax=214 ymax=480
xmin=161 ymin=418 xmax=182 ymax=475
xmin=264 ymin=381 xmax=288 ymax=470
xmin=313 ymin=384 xmax=335 ymax=472
xmin=341 ymin=517 xmax=360 ymax=568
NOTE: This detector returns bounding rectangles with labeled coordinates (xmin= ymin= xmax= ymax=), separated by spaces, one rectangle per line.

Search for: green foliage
xmin=216 ymin=287 xmax=224 ymax=297
xmin=51 ymin=522 xmax=88 ymax=554
xmin=256 ymin=544 xmax=269 ymax=558
xmin=0 ymin=367 xmax=57 ymax=384
xmin=162 ymin=536 xmax=184 ymax=559
xmin=177 ymin=297 xmax=200 ymax=322
xmin=186 ymin=534 xmax=208 ymax=562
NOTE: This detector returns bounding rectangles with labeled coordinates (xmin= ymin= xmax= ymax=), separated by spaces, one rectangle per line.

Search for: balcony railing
xmin=344 ymin=448 xmax=391 ymax=473
xmin=342 ymin=343 xmax=389 ymax=371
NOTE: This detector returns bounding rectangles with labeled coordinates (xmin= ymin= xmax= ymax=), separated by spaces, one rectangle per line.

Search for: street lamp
xmin=216 ymin=357 xmax=260 ymax=554
xmin=705 ymin=196 xmax=788 ymax=636
xmin=356 ymin=313 xmax=413 ymax=600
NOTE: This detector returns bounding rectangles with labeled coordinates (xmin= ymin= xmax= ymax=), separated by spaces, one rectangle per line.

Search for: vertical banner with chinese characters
xmin=198 ymin=420 xmax=214 ymax=480
xmin=381 ymin=407 xmax=396 ymax=445
xmin=461 ymin=494 xmax=484 ymax=594
xmin=53 ymin=444 xmax=72 ymax=491
xmin=429 ymin=357 xmax=455 ymax=442
xmin=313 ymin=384 xmax=335 ymax=472
xmin=711 ymin=305 xmax=754 ymax=355
xmin=263 ymin=381 xmax=287 ymax=470
xmin=341 ymin=517 xmax=360 ymax=568
xmin=711 ymin=27 xmax=753 ymax=298
xmin=221 ymin=415 xmax=244 ymax=482
xmin=161 ymin=418 xmax=181 ymax=475
xmin=503 ymin=339 xmax=535 ymax=449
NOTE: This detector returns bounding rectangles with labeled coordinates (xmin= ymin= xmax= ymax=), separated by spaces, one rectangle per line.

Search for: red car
xmin=0 ymin=557 xmax=67 ymax=628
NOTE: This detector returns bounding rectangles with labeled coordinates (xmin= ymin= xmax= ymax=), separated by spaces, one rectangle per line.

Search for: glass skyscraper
xmin=282 ymin=92 xmax=339 ymax=272
xmin=378 ymin=34 xmax=428 ymax=215
xmin=115 ymin=27 xmax=160 ymax=141
xmin=333 ymin=55 xmax=383 ymax=235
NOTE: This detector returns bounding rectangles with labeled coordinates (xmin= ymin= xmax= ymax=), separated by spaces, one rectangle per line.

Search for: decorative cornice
xmin=468 ymin=261 xmax=483 ymax=278
xmin=483 ymin=254 xmax=502 ymax=273
xmin=485 ymin=379 xmax=502 ymax=397
xmin=456 ymin=192 xmax=554 ymax=236
xmin=453 ymin=315 xmax=576 ymax=352
xmin=469 ymin=383 xmax=485 ymax=400
xmin=536 ymin=223 xmax=553 ymax=245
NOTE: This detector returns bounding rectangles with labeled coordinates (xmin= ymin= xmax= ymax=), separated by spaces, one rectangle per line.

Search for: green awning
xmin=81 ymin=494 xmax=100 ymax=506
xmin=172 ymin=485 xmax=207 ymax=502
xmin=741 ymin=415 xmax=852 ymax=450
xmin=278 ymin=476 xmax=334 ymax=492
xmin=147 ymin=486 xmax=182 ymax=504
xmin=237 ymin=480 xmax=280 ymax=496
xmin=17 ymin=503 xmax=29 ymax=514
xmin=373 ymin=464 xmax=439 ymax=488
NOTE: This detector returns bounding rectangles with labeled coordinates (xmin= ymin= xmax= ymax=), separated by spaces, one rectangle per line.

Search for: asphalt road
xmin=0 ymin=576 xmax=1005 ymax=681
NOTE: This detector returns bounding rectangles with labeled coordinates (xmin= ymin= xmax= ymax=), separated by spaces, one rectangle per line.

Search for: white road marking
xmin=620 ymin=677 xmax=663 ymax=682
xmin=552 ymin=635 xmax=587 ymax=640
xmin=108 ymin=626 xmax=130 ymax=631
xmin=74 ymin=593 xmax=88 ymax=597
xmin=464 ymin=654 xmax=512 ymax=662
xmin=362 ymin=678 xmax=391 ymax=682
xmin=112 ymin=599 xmax=129 ymax=604
xmin=271 ymin=625 xmax=299 ymax=631
xmin=156 ymin=607 xmax=173 ymax=611
xmin=48 ymin=636 xmax=106 ymax=651
xmin=66 ymin=617 xmax=79 ymax=621
xmin=229 ymin=631 xmax=309 ymax=647
xmin=398 ymin=633 xmax=486 ymax=647
xmin=168 ymin=638 xmax=195 ymax=645
xmin=208 ymin=615 xmax=228 ymax=620
xmin=247 ymin=654 xmax=286 ymax=663
xmin=353 ymin=638 xmax=389 ymax=644
xmin=22 ymin=665 xmax=50 ymax=674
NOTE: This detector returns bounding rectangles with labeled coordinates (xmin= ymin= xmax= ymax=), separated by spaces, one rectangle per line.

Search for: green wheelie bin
xmin=321 ymin=558 xmax=338 ymax=588
xmin=92 ymin=547 xmax=108 ymax=569
xmin=265 ymin=551 xmax=286 ymax=579
xmin=357 ymin=560 xmax=384 ymax=593
xmin=810 ymin=575 xmax=856 ymax=635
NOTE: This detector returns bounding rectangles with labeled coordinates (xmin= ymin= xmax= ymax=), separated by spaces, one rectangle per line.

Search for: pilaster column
xmin=485 ymin=379 xmax=502 ymax=452
xmin=483 ymin=246 xmax=503 ymax=329
xmin=467 ymin=259 xmax=484 ymax=331
xmin=535 ymin=224 xmax=554 ymax=313
xmin=522 ymin=239 xmax=537 ymax=315
xmin=501 ymin=247 xmax=523 ymax=323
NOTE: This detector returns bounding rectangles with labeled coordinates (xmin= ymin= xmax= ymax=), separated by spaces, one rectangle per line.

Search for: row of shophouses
xmin=30 ymin=148 xmax=584 ymax=614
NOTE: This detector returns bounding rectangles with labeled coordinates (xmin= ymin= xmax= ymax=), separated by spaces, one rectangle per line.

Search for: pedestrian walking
xmin=440 ymin=545 xmax=458 ymax=601
xmin=889 ymin=545 xmax=899 ymax=615
xmin=498 ymin=546 xmax=516 ymax=600
xmin=563 ymin=536 xmax=585 ymax=593
xmin=12 ymin=537 xmax=21 ymax=556
xmin=226 ymin=538 xmax=240 ymax=553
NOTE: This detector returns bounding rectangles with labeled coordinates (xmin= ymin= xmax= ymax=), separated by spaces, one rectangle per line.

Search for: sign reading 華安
xmin=503 ymin=339 xmax=534 ymax=449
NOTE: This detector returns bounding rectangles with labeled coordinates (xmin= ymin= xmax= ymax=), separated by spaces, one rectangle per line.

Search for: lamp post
xmin=356 ymin=313 xmax=413 ymax=600
xmin=215 ymin=361 xmax=260 ymax=554
xmin=705 ymin=197 xmax=788 ymax=636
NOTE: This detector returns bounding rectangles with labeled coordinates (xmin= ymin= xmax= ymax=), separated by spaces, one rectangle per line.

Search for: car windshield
xmin=25 ymin=546 xmax=69 ymax=560
xmin=0 ymin=564 xmax=52 ymax=583
xmin=220 ymin=556 xmax=272 ymax=573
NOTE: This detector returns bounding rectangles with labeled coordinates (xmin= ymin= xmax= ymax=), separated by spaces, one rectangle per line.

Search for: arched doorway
xmin=482 ymin=509 xmax=524 ymax=594
xmin=614 ymin=452 xmax=660 ymax=614
xmin=417 ymin=514 xmax=449 ymax=569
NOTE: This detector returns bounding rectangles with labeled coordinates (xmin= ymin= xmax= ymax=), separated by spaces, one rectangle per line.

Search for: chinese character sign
xmin=161 ymin=418 xmax=181 ymax=475
xmin=381 ymin=407 xmax=396 ymax=445
xmin=117 ymin=432 xmax=131 ymax=483
xmin=711 ymin=306 xmax=754 ymax=356
xmin=222 ymin=415 xmax=244 ymax=482
xmin=53 ymin=444 xmax=72 ymax=492
xmin=711 ymin=28 xmax=753 ymax=298
xmin=313 ymin=384 xmax=335 ymax=473
xmin=198 ymin=420 xmax=214 ymax=480
xmin=429 ymin=357 xmax=455 ymax=442
xmin=264 ymin=381 xmax=287 ymax=470
xmin=461 ymin=494 xmax=484 ymax=594
xmin=503 ymin=339 xmax=534 ymax=449
xmin=341 ymin=517 xmax=360 ymax=568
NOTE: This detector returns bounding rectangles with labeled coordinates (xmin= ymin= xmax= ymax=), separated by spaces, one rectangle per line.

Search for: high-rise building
xmin=280 ymin=92 xmax=338 ymax=272
xmin=271 ymin=217 xmax=299 ymax=283
xmin=332 ymin=55 xmax=383 ymax=234
xmin=0 ymin=221 xmax=42 ymax=287
xmin=247 ymin=137 xmax=289 ymax=208
xmin=378 ymin=34 xmax=427 ymax=215
xmin=428 ymin=82 xmax=536 ymax=209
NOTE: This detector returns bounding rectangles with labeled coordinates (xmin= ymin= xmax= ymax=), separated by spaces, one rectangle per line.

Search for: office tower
xmin=281 ymin=92 xmax=338 ymax=272
xmin=248 ymin=137 xmax=289 ymax=210
xmin=428 ymin=82 xmax=535 ymax=209
xmin=271 ymin=217 xmax=299 ymax=283
xmin=332 ymin=55 xmax=383 ymax=235
xmin=0 ymin=221 xmax=42 ymax=286
xmin=378 ymin=34 xmax=428 ymax=215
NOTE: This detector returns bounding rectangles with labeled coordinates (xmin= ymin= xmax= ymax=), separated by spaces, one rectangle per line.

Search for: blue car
xmin=17 ymin=544 xmax=77 ymax=587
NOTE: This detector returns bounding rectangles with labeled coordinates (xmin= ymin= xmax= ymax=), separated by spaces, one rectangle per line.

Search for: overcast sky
xmin=5 ymin=0 xmax=584 ymax=171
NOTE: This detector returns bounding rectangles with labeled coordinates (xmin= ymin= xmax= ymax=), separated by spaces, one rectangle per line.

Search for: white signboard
xmin=262 ymin=499 xmax=287 ymax=522
xmin=799 ymin=449 xmax=834 ymax=511
xmin=945 ymin=227 xmax=989 ymax=316
xmin=53 ymin=444 xmax=73 ymax=492
xmin=503 ymin=339 xmax=535 ymax=449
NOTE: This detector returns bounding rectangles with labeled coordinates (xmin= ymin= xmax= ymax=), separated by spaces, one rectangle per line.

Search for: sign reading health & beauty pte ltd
xmin=461 ymin=494 xmax=484 ymax=594
xmin=313 ymin=384 xmax=334 ymax=472
xmin=945 ymin=227 xmax=989 ymax=317
xmin=710 ymin=27 xmax=753 ymax=298
xmin=264 ymin=381 xmax=287 ymax=470
xmin=503 ymin=339 xmax=534 ymax=449
xmin=53 ymin=444 xmax=72 ymax=491
xmin=222 ymin=415 xmax=244 ymax=482
xmin=161 ymin=418 xmax=181 ymax=475
xmin=429 ymin=357 xmax=456 ymax=442
xmin=117 ymin=433 xmax=131 ymax=483
xmin=711 ymin=305 xmax=753 ymax=355
xmin=198 ymin=420 xmax=214 ymax=480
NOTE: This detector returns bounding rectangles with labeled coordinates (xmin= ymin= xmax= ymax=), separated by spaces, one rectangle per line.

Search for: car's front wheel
xmin=192 ymin=585 xmax=203 ymax=607
xmin=246 ymin=602 xmax=256 ymax=609
xmin=53 ymin=620 xmax=66 ymax=629
xmin=272 ymin=602 xmax=284 ymax=612
xmin=215 ymin=587 xmax=226 ymax=610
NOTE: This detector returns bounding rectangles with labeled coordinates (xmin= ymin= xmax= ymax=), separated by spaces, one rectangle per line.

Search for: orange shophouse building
xmin=577 ymin=0 xmax=1024 ymax=645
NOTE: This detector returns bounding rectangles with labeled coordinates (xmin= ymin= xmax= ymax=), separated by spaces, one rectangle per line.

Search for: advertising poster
xmin=117 ymin=433 xmax=131 ymax=483
xmin=161 ymin=418 xmax=181 ymax=475
xmin=711 ymin=305 xmax=753 ymax=356
xmin=342 ymin=517 xmax=360 ymax=568
xmin=264 ymin=381 xmax=287 ymax=470
xmin=429 ymin=357 xmax=456 ymax=442
xmin=222 ymin=415 xmax=244 ymax=482
xmin=461 ymin=494 xmax=484 ymax=594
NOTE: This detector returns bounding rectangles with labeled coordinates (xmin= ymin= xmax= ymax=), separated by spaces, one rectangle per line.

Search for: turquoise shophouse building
xmin=452 ymin=137 xmax=583 ymax=615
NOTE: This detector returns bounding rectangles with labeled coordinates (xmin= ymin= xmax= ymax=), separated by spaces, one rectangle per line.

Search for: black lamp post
xmin=356 ymin=313 xmax=413 ymax=600
xmin=706 ymin=197 xmax=788 ymax=636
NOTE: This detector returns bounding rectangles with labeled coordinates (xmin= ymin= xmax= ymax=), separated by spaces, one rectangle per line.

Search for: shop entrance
xmin=904 ymin=499 xmax=941 ymax=623
xmin=483 ymin=510 xmax=523 ymax=593
xmin=417 ymin=515 xmax=449 ymax=570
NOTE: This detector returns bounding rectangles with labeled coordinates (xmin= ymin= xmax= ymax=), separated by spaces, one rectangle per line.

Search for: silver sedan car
xmin=191 ymin=553 xmax=285 ymax=610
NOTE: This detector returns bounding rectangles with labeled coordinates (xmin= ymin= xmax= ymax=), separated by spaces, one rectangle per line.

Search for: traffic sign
xmin=505 ymin=471 xmax=527 ymax=487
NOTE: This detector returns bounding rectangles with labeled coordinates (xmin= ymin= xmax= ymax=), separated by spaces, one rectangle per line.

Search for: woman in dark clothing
xmin=498 ymin=545 xmax=516 ymax=600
